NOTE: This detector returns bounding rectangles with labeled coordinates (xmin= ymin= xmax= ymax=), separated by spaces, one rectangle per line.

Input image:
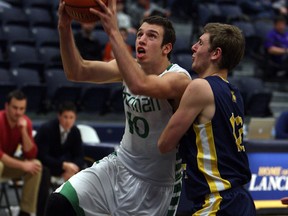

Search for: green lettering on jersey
xmin=123 ymin=91 xmax=161 ymax=113
xmin=127 ymin=111 xmax=149 ymax=138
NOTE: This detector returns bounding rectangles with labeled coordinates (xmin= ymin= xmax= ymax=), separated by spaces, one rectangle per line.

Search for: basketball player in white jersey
xmin=45 ymin=0 xmax=191 ymax=215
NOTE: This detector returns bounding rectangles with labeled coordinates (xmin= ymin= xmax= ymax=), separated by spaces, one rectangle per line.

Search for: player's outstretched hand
xmin=58 ymin=0 xmax=73 ymax=29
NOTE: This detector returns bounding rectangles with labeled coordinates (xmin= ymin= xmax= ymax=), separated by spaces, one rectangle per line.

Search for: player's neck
xmin=211 ymin=70 xmax=227 ymax=79
xmin=142 ymin=60 xmax=171 ymax=75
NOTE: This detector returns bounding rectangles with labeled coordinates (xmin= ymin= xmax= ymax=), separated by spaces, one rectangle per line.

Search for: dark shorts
xmin=191 ymin=187 xmax=256 ymax=216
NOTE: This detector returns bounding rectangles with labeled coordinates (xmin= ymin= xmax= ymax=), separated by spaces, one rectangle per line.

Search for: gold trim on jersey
xmin=193 ymin=122 xmax=231 ymax=193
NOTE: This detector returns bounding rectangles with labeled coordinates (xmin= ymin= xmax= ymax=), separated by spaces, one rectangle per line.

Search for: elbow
xmin=64 ymin=67 xmax=84 ymax=82
xmin=129 ymin=79 xmax=150 ymax=95
xmin=129 ymin=85 xmax=143 ymax=95
xmin=63 ymin=58 xmax=87 ymax=82
xmin=129 ymin=83 xmax=146 ymax=95
xmin=65 ymin=72 xmax=75 ymax=81
xmin=62 ymin=66 xmax=78 ymax=81
xmin=126 ymin=75 xmax=149 ymax=95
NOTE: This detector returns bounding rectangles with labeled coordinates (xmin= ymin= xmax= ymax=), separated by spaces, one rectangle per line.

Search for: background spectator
xmin=264 ymin=15 xmax=288 ymax=77
xmin=126 ymin=0 xmax=171 ymax=29
xmin=35 ymin=101 xmax=84 ymax=181
xmin=35 ymin=101 xmax=84 ymax=216
xmin=103 ymin=27 xmax=133 ymax=62
xmin=0 ymin=89 xmax=42 ymax=216
xmin=74 ymin=22 xmax=103 ymax=60
xmin=116 ymin=0 xmax=136 ymax=34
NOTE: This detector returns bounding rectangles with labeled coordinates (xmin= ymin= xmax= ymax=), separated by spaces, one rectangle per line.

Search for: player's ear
xmin=211 ymin=47 xmax=222 ymax=60
xmin=162 ymin=43 xmax=172 ymax=55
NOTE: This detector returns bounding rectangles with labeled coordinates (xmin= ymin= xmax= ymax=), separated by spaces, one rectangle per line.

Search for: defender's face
xmin=191 ymin=33 xmax=212 ymax=73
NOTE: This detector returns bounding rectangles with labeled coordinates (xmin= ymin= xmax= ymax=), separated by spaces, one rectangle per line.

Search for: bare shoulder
xmin=187 ymin=77 xmax=210 ymax=89
xmin=166 ymin=71 xmax=191 ymax=91
xmin=185 ymin=78 xmax=213 ymax=98
xmin=159 ymin=71 xmax=191 ymax=104
xmin=162 ymin=68 xmax=191 ymax=84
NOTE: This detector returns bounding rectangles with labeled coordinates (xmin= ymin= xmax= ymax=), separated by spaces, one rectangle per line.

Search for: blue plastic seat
xmin=2 ymin=24 xmax=34 ymax=45
xmin=10 ymin=67 xmax=46 ymax=113
xmin=0 ymin=7 xmax=29 ymax=26
xmin=0 ymin=68 xmax=17 ymax=109
xmin=31 ymin=26 xmax=59 ymax=48
xmin=43 ymin=68 xmax=82 ymax=111
xmin=7 ymin=43 xmax=41 ymax=68
xmin=25 ymin=7 xmax=54 ymax=27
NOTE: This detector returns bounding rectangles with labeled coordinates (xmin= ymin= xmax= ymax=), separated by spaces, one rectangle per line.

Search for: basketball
xmin=64 ymin=0 xmax=108 ymax=23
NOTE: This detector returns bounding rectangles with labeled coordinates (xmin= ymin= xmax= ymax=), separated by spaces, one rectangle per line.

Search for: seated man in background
xmin=264 ymin=15 xmax=288 ymax=78
xmin=35 ymin=101 xmax=84 ymax=216
xmin=0 ymin=89 xmax=42 ymax=216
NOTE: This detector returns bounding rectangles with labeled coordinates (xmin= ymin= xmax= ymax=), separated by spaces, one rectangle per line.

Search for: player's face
xmin=58 ymin=110 xmax=76 ymax=131
xmin=5 ymin=98 xmax=27 ymax=123
xmin=136 ymin=23 xmax=164 ymax=63
xmin=191 ymin=33 xmax=212 ymax=74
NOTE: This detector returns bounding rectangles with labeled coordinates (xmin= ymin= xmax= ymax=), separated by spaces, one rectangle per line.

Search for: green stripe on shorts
xmin=59 ymin=181 xmax=85 ymax=216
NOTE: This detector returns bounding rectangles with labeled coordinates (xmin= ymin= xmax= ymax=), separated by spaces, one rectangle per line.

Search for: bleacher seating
xmin=0 ymin=0 xmax=286 ymax=119
xmin=231 ymin=19 xmax=262 ymax=57
xmin=0 ymin=68 xmax=16 ymax=109
xmin=78 ymin=84 xmax=111 ymax=114
xmin=10 ymin=67 xmax=46 ymax=112
xmin=31 ymin=26 xmax=59 ymax=48
xmin=228 ymin=76 xmax=273 ymax=117
xmin=7 ymin=43 xmax=41 ymax=68
xmin=25 ymin=7 xmax=54 ymax=28
xmin=22 ymin=0 xmax=54 ymax=11
xmin=197 ymin=3 xmax=226 ymax=27
xmin=38 ymin=44 xmax=60 ymax=68
xmin=2 ymin=23 xmax=34 ymax=46
xmin=0 ymin=7 xmax=29 ymax=26
xmin=43 ymin=68 xmax=82 ymax=111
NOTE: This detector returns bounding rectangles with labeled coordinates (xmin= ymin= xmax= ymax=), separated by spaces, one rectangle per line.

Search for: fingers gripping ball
xmin=65 ymin=0 xmax=108 ymax=23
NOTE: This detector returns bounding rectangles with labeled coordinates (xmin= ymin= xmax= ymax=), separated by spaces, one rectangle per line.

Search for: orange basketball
xmin=65 ymin=0 xmax=108 ymax=23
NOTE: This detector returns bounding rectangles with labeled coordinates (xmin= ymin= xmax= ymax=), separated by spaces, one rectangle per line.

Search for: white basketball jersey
xmin=117 ymin=64 xmax=191 ymax=186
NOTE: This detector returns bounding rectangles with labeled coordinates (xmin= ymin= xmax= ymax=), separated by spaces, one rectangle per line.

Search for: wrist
xmin=20 ymin=126 xmax=27 ymax=134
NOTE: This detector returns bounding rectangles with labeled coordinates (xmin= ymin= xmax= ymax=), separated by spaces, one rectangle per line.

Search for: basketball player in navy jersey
xmin=158 ymin=23 xmax=256 ymax=215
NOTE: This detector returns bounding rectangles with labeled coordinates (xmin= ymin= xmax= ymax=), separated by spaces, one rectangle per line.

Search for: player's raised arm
xmin=57 ymin=0 xmax=122 ymax=84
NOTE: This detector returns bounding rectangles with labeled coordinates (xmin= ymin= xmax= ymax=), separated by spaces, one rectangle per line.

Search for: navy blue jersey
xmin=179 ymin=75 xmax=251 ymax=200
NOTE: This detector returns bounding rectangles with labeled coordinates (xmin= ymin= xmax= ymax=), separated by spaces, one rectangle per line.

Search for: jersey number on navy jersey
xmin=230 ymin=113 xmax=245 ymax=152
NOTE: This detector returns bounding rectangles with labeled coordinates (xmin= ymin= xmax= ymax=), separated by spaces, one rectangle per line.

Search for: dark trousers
xmin=37 ymin=166 xmax=51 ymax=216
